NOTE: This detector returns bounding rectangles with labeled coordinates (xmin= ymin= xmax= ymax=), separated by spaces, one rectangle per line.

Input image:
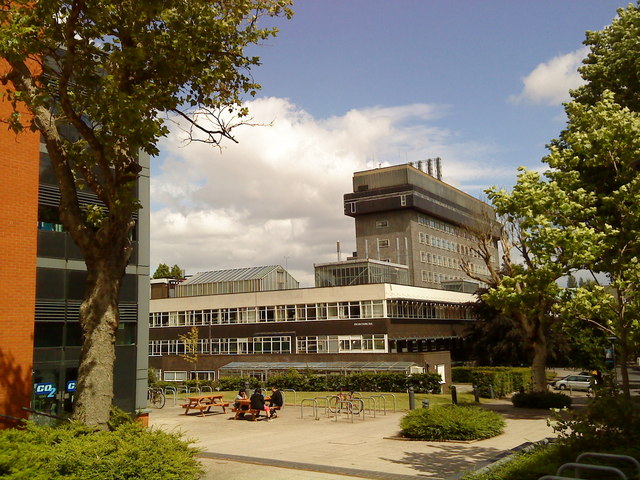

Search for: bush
xmin=400 ymin=405 xmax=505 ymax=441
xmin=452 ymin=367 xmax=533 ymax=398
xmin=511 ymin=391 xmax=571 ymax=409
xmin=216 ymin=370 xmax=442 ymax=394
xmin=0 ymin=422 xmax=203 ymax=479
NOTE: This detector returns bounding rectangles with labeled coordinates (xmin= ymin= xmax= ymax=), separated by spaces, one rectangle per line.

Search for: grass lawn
xmin=160 ymin=389 xmax=480 ymax=411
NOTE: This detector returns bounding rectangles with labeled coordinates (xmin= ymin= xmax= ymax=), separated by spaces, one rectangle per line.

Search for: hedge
xmin=0 ymin=422 xmax=202 ymax=480
xmin=212 ymin=370 xmax=442 ymax=394
xmin=452 ymin=367 xmax=533 ymax=398
xmin=511 ymin=391 xmax=572 ymax=409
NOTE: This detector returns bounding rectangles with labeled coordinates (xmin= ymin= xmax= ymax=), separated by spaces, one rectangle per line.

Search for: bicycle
xmin=147 ymin=387 xmax=166 ymax=409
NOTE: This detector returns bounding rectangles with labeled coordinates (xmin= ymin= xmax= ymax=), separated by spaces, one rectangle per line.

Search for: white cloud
xmin=150 ymin=98 xmax=506 ymax=286
xmin=510 ymin=47 xmax=588 ymax=106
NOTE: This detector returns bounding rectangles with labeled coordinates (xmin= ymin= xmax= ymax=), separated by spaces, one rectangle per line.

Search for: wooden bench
xmin=232 ymin=406 xmax=263 ymax=421
xmin=181 ymin=395 xmax=229 ymax=416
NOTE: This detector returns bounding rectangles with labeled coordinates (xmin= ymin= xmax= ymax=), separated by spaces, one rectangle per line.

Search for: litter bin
xmin=422 ymin=399 xmax=430 ymax=409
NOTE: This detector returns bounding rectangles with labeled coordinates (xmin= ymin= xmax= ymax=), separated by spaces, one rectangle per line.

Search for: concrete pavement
xmin=147 ymin=394 xmax=579 ymax=480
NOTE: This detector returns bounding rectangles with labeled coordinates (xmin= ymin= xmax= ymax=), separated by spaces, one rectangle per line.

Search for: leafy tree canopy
xmin=0 ymin=0 xmax=292 ymax=428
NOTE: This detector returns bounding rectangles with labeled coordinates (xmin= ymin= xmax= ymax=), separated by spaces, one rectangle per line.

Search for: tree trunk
xmin=71 ymin=237 xmax=130 ymax=428
xmin=619 ymin=336 xmax=631 ymax=399
xmin=531 ymin=332 xmax=548 ymax=393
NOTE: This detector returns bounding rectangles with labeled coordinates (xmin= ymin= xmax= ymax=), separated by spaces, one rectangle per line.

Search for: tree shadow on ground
xmin=381 ymin=443 xmax=504 ymax=478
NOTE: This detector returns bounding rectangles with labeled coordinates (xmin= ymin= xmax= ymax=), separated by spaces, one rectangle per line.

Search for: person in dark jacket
xmin=250 ymin=388 xmax=270 ymax=419
xmin=268 ymin=386 xmax=284 ymax=418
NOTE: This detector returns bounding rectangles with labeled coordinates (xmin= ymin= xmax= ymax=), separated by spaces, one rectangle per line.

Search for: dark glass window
xmin=116 ymin=323 xmax=136 ymax=345
xmin=36 ymin=268 xmax=65 ymax=299
xmin=34 ymin=322 xmax=64 ymax=347
xmin=67 ymin=270 xmax=87 ymax=300
xmin=119 ymin=274 xmax=137 ymax=302
xmin=39 ymin=153 xmax=57 ymax=185
xmin=65 ymin=322 xmax=83 ymax=346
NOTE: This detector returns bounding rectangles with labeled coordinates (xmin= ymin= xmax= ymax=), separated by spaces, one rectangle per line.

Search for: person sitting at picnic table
xmin=268 ymin=386 xmax=284 ymax=418
xmin=234 ymin=389 xmax=247 ymax=408
xmin=250 ymin=388 xmax=270 ymax=420
xmin=234 ymin=389 xmax=248 ymax=418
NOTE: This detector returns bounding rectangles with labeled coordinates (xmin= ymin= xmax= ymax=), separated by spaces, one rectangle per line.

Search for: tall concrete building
xmin=0 ymin=125 xmax=150 ymax=426
xmin=344 ymin=162 xmax=499 ymax=290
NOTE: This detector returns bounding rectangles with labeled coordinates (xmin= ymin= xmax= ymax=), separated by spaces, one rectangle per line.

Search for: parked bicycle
xmin=147 ymin=387 xmax=166 ymax=409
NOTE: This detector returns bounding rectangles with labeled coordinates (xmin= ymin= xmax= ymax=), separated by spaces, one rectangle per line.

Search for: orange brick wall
xmin=0 ymin=87 xmax=40 ymax=426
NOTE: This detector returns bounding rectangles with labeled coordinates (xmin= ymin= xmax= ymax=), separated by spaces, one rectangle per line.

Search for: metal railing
xmin=538 ymin=452 xmax=639 ymax=480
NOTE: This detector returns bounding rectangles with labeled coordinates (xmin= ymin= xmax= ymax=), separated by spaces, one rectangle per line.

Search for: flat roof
xmin=219 ymin=361 xmax=417 ymax=372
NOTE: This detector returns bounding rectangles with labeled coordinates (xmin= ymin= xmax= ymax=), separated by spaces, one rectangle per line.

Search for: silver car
xmin=554 ymin=374 xmax=593 ymax=392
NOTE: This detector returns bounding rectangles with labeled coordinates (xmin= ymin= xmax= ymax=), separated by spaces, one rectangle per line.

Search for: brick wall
xmin=0 ymin=80 xmax=40 ymax=426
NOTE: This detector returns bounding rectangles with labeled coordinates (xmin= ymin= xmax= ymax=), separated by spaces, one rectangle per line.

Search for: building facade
xmin=344 ymin=162 xmax=499 ymax=290
xmin=0 ymin=126 xmax=150 ymax=425
xmin=148 ymin=282 xmax=477 ymax=386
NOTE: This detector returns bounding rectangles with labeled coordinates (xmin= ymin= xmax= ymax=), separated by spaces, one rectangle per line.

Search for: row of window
xmin=386 ymin=300 xmax=474 ymax=320
xmin=150 ymin=299 xmax=473 ymax=328
xmin=421 ymin=271 xmax=460 ymax=284
xmin=150 ymin=300 xmax=385 ymax=328
xmin=149 ymin=334 xmax=389 ymax=356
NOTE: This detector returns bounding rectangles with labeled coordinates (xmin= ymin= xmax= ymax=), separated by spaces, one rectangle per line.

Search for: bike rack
xmin=556 ymin=463 xmax=627 ymax=479
xmin=200 ymin=385 xmax=213 ymax=393
xmin=282 ymin=388 xmax=296 ymax=406
xmin=163 ymin=386 xmax=177 ymax=406
xmin=576 ymin=452 xmax=640 ymax=476
xmin=176 ymin=385 xmax=189 ymax=401
xmin=300 ymin=398 xmax=319 ymax=420
xmin=538 ymin=452 xmax=638 ymax=480
xmin=378 ymin=393 xmax=396 ymax=413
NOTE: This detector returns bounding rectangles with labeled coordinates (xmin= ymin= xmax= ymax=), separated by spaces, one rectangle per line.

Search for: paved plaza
xmin=147 ymin=394 xmax=584 ymax=480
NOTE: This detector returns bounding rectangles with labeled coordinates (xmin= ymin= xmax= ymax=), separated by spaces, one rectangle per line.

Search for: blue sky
xmin=151 ymin=1 xmax=630 ymax=285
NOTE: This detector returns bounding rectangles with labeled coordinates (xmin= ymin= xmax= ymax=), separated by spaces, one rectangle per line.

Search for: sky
xmin=150 ymin=1 xmax=631 ymax=286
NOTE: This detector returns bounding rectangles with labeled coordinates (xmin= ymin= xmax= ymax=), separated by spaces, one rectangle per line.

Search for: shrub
xmin=400 ymin=405 xmax=505 ymax=441
xmin=452 ymin=367 xmax=533 ymax=398
xmin=511 ymin=391 xmax=571 ymax=409
xmin=0 ymin=422 xmax=202 ymax=479
xmin=215 ymin=370 xmax=441 ymax=394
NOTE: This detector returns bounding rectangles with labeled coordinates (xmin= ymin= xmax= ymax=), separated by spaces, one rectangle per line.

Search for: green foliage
xmin=148 ymin=368 xmax=159 ymax=386
xmin=400 ymin=405 xmax=505 ymax=441
xmin=461 ymin=442 xmax=570 ymax=480
xmin=0 ymin=422 xmax=203 ymax=479
xmin=465 ymin=390 xmax=640 ymax=480
xmin=152 ymin=263 xmax=172 ymax=279
xmin=0 ymin=0 xmax=292 ymax=427
xmin=215 ymin=370 xmax=442 ymax=394
xmin=452 ymin=367 xmax=533 ymax=398
xmin=511 ymin=391 xmax=571 ymax=409
xmin=552 ymin=387 xmax=640 ymax=448
xmin=107 ymin=406 xmax=134 ymax=430
xmin=153 ymin=263 xmax=184 ymax=279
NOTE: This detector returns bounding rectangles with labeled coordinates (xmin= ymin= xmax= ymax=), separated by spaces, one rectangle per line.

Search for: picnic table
xmin=181 ymin=394 xmax=229 ymax=416
xmin=232 ymin=396 xmax=274 ymax=421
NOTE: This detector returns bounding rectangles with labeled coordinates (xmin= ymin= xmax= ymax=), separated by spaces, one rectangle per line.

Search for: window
xmin=400 ymin=194 xmax=407 ymax=206
xmin=375 ymin=219 xmax=389 ymax=228
xmin=163 ymin=371 xmax=187 ymax=382
xmin=378 ymin=239 xmax=389 ymax=248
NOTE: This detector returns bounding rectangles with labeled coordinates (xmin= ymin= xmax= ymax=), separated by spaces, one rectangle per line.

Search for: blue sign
xmin=66 ymin=380 xmax=77 ymax=392
xmin=34 ymin=382 xmax=57 ymax=398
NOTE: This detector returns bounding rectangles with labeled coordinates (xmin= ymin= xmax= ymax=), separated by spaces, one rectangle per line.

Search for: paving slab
xmin=149 ymin=397 xmax=563 ymax=479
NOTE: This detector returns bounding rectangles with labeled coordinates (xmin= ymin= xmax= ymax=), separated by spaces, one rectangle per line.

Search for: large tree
xmin=465 ymin=172 xmax=600 ymax=392
xmin=0 ymin=0 xmax=291 ymax=428
xmin=545 ymin=93 xmax=640 ymax=397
